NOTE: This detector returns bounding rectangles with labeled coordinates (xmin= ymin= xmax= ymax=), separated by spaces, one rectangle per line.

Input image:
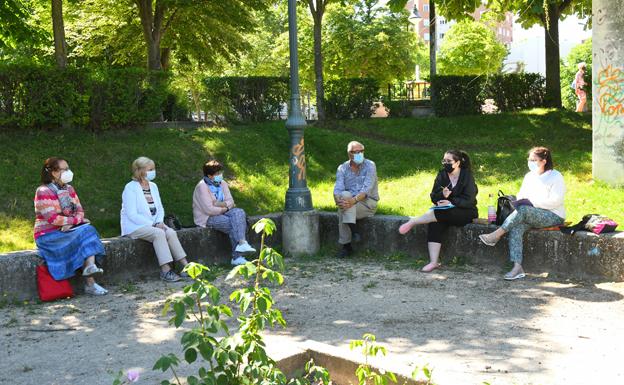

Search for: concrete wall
xmin=0 ymin=214 xmax=282 ymax=301
xmin=593 ymin=0 xmax=624 ymax=185
xmin=1 ymin=212 xmax=623 ymax=301
xmin=317 ymin=212 xmax=624 ymax=281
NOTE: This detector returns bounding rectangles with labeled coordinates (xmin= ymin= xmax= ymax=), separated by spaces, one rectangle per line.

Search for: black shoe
xmin=352 ymin=232 xmax=361 ymax=243
xmin=337 ymin=243 xmax=353 ymax=258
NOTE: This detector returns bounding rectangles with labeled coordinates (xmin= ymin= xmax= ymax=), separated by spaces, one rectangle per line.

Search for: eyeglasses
xmin=349 ymin=150 xmax=364 ymax=155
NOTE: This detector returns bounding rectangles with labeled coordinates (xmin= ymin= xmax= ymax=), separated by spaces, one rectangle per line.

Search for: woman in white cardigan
xmin=479 ymin=147 xmax=566 ymax=281
xmin=121 ymin=157 xmax=189 ymax=282
xmin=193 ymin=159 xmax=255 ymax=266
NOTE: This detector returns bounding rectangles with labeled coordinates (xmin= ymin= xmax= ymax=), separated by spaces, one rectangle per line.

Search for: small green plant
xmin=350 ymin=333 xmax=397 ymax=385
xmin=411 ymin=364 xmax=435 ymax=385
xmin=151 ymin=218 xmax=330 ymax=385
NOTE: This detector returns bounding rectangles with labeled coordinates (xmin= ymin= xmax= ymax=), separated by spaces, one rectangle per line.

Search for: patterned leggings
xmin=501 ymin=205 xmax=563 ymax=264
xmin=206 ymin=208 xmax=248 ymax=257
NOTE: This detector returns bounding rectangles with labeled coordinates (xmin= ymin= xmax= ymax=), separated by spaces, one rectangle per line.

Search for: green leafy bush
xmin=325 ymin=78 xmax=380 ymax=119
xmin=430 ymin=75 xmax=484 ymax=117
xmin=431 ymin=74 xmax=546 ymax=117
xmin=0 ymin=64 xmax=173 ymax=130
xmin=203 ymin=76 xmax=288 ymax=123
xmin=482 ymin=73 xmax=545 ymax=112
xmin=383 ymin=99 xmax=431 ymax=118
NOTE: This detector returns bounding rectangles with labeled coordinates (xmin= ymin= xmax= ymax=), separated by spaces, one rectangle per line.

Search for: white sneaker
xmin=82 ymin=264 xmax=104 ymax=277
xmin=85 ymin=282 xmax=108 ymax=296
xmin=231 ymin=256 xmax=248 ymax=266
xmin=235 ymin=242 xmax=256 ymax=254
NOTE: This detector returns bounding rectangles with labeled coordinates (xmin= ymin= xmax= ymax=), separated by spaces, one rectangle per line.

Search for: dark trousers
xmin=427 ymin=207 xmax=478 ymax=243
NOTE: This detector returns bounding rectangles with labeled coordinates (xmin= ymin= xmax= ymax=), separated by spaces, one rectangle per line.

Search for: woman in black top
xmin=399 ymin=150 xmax=478 ymax=272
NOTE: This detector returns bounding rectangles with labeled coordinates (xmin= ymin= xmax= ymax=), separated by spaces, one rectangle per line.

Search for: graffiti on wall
xmin=596 ymin=65 xmax=624 ymax=117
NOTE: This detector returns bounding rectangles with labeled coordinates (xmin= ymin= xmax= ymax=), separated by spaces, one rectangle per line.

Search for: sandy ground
xmin=2 ymin=254 xmax=624 ymax=385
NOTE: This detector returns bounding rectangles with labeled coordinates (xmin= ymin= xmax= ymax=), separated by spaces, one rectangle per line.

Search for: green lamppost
xmin=282 ymin=0 xmax=319 ymax=257
xmin=285 ymin=0 xmax=313 ymax=212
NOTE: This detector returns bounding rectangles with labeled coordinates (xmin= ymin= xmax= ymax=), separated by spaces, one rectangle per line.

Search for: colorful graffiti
xmin=291 ymin=137 xmax=306 ymax=181
xmin=596 ymin=65 xmax=624 ymax=117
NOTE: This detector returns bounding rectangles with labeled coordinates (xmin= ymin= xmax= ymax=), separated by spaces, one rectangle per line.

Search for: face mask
xmin=527 ymin=161 xmax=539 ymax=172
xmin=60 ymin=169 xmax=74 ymax=184
xmin=352 ymin=152 xmax=364 ymax=164
xmin=443 ymin=163 xmax=455 ymax=173
xmin=146 ymin=170 xmax=156 ymax=181
xmin=213 ymin=174 xmax=223 ymax=184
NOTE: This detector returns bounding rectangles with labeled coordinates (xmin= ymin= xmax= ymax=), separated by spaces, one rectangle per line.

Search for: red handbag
xmin=36 ymin=264 xmax=74 ymax=301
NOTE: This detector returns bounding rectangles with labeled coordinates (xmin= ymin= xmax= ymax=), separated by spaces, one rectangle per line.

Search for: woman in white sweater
xmin=479 ymin=147 xmax=566 ymax=280
xmin=121 ymin=157 xmax=189 ymax=282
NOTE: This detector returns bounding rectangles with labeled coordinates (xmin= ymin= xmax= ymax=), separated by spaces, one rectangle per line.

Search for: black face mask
xmin=443 ymin=163 xmax=455 ymax=173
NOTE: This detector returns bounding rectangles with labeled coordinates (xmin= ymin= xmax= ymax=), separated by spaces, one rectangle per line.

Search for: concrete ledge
xmin=317 ymin=212 xmax=624 ymax=281
xmin=2 ymin=211 xmax=623 ymax=300
xmin=0 ymin=214 xmax=282 ymax=301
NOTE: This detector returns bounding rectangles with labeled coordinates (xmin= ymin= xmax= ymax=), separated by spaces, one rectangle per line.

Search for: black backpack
xmin=496 ymin=190 xmax=516 ymax=226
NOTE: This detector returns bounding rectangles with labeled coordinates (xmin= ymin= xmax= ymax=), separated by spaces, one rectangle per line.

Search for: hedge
xmin=430 ymin=73 xmax=546 ymax=117
xmin=325 ymin=78 xmax=380 ymax=119
xmin=203 ymin=76 xmax=288 ymax=123
xmin=0 ymin=64 xmax=179 ymax=130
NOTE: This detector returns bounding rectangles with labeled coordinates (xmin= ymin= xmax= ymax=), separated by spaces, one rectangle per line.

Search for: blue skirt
xmin=35 ymin=224 xmax=106 ymax=280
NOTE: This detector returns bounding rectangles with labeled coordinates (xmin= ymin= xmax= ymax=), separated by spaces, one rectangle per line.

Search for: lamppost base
xmin=282 ymin=210 xmax=320 ymax=257
xmin=285 ymin=188 xmax=313 ymax=212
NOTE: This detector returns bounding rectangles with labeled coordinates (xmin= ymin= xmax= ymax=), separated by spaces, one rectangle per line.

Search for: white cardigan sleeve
xmin=151 ymin=182 xmax=165 ymax=224
xmin=122 ymin=183 xmax=153 ymax=229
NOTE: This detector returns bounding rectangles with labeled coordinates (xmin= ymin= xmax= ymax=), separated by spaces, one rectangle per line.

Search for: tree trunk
xmin=160 ymin=47 xmax=171 ymax=70
xmin=51 ymin=0 xmax=67 ymax=68
xmin=543 ymin=3 xmax=562 ymax=108
xmin=312 ymin=15 xmax=325 ymax=121
xmin=429 ymin=0 xmax=436 ymax=77
xmin=136 ymin=0 xmax=164 ymax=70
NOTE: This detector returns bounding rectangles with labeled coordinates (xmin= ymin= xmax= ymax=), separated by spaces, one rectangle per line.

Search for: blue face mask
xmin=213 ymin=174 xmax=223 ymax=184
xmin=146 ymin=170 xmax=156 ymax=181
xmin=527 ymin=161 xmax=539 ymax=173
xmin=353 ymin=152 xmax=365 ymax=164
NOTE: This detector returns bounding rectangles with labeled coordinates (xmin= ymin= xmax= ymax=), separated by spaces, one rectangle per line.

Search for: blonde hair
xmin=578 ymin=62 xmax=587 ymax=71
xmin=132 ymin=156 xmax=155 ymax=181
xmin=347 ymin=141 xmax=365 ymax=152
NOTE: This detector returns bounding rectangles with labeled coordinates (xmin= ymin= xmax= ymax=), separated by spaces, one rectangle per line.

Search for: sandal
xmin=421 ymin=262 xmax=441 ymax=273
xmin=85 ymin=282 xmax=108 ymax=296
xmin=82 ymin=264 xmax=104 ymax=277
xmin=479 ymin=233 xmax=499 ymax=247
xmin=504 ymin=271 xmax=526 ymax=281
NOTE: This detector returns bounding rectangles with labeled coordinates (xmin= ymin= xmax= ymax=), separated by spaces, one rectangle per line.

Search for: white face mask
xmin=60 ymin=169 xmax=74 ymax=184
xmin=527 ymin=161 xmax=539 ymax=173
xmin=146 ymin=170 xmax=156 ymax=181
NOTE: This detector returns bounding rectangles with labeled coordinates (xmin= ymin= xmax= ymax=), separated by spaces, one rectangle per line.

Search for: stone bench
xmin=2 ymin=212 xmax=623 ymax=301
xmin=316 ymin=212 xmax=624 ymax=281
xmin=0 ymin=214 xmax=282 ymax=301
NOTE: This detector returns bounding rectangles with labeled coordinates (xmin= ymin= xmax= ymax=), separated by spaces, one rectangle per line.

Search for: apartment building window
xmin=439 ymin=33 xmax=445 ymax=39
xmin=424 ymin=4 xmax=429 ymax=12
xmin=424 ymin=33 xmax=430 ymax=41
xmin=424 ymin=19 xmax=430 ymax=26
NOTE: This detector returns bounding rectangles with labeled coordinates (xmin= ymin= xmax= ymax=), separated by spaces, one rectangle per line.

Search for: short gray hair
xmin=347 ymin=141 xmax=364 ymax=152
xmin=132 ymin=156 xmax=155 ymax=181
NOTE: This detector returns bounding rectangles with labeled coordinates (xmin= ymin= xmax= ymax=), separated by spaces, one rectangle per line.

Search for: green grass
xmin=1 ymin=109 xmax=622 ymax=253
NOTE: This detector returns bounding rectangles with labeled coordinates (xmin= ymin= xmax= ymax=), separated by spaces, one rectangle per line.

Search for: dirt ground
xmin=2 ymin=254 xmax=624 ymax=385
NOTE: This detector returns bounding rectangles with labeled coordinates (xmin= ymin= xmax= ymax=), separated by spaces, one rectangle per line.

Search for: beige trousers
xmin=337 ymin=191 xmax=377 ymax=244
xmin=129 ymin=225 xmax=186 ymax=266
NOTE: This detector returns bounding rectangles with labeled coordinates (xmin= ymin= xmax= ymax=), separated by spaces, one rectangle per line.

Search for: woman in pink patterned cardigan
xmin=34 ymin=157 xmax=108 ymax=296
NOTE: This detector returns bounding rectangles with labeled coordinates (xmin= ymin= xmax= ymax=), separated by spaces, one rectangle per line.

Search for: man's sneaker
xmin=235 ymin=242 xmax=256 ymax=254
xmin=179 ymin=270 xmax=190 ymax=279
xmin=82 ymin=264 xmax=104 ymax=277
xmin=85 ymin=282 xmax=108 ymax=296
xmin=336 ymin=243 xmax=353 ymax=258
xmin=160 ymin=270 xmax=181 ymax=282
xmin=231 ymin=256 xmax=248 ymax=266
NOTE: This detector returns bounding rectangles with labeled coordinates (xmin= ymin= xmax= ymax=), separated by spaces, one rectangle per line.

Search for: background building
xmin=406 ymin=0 xmax=513 ymax=50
